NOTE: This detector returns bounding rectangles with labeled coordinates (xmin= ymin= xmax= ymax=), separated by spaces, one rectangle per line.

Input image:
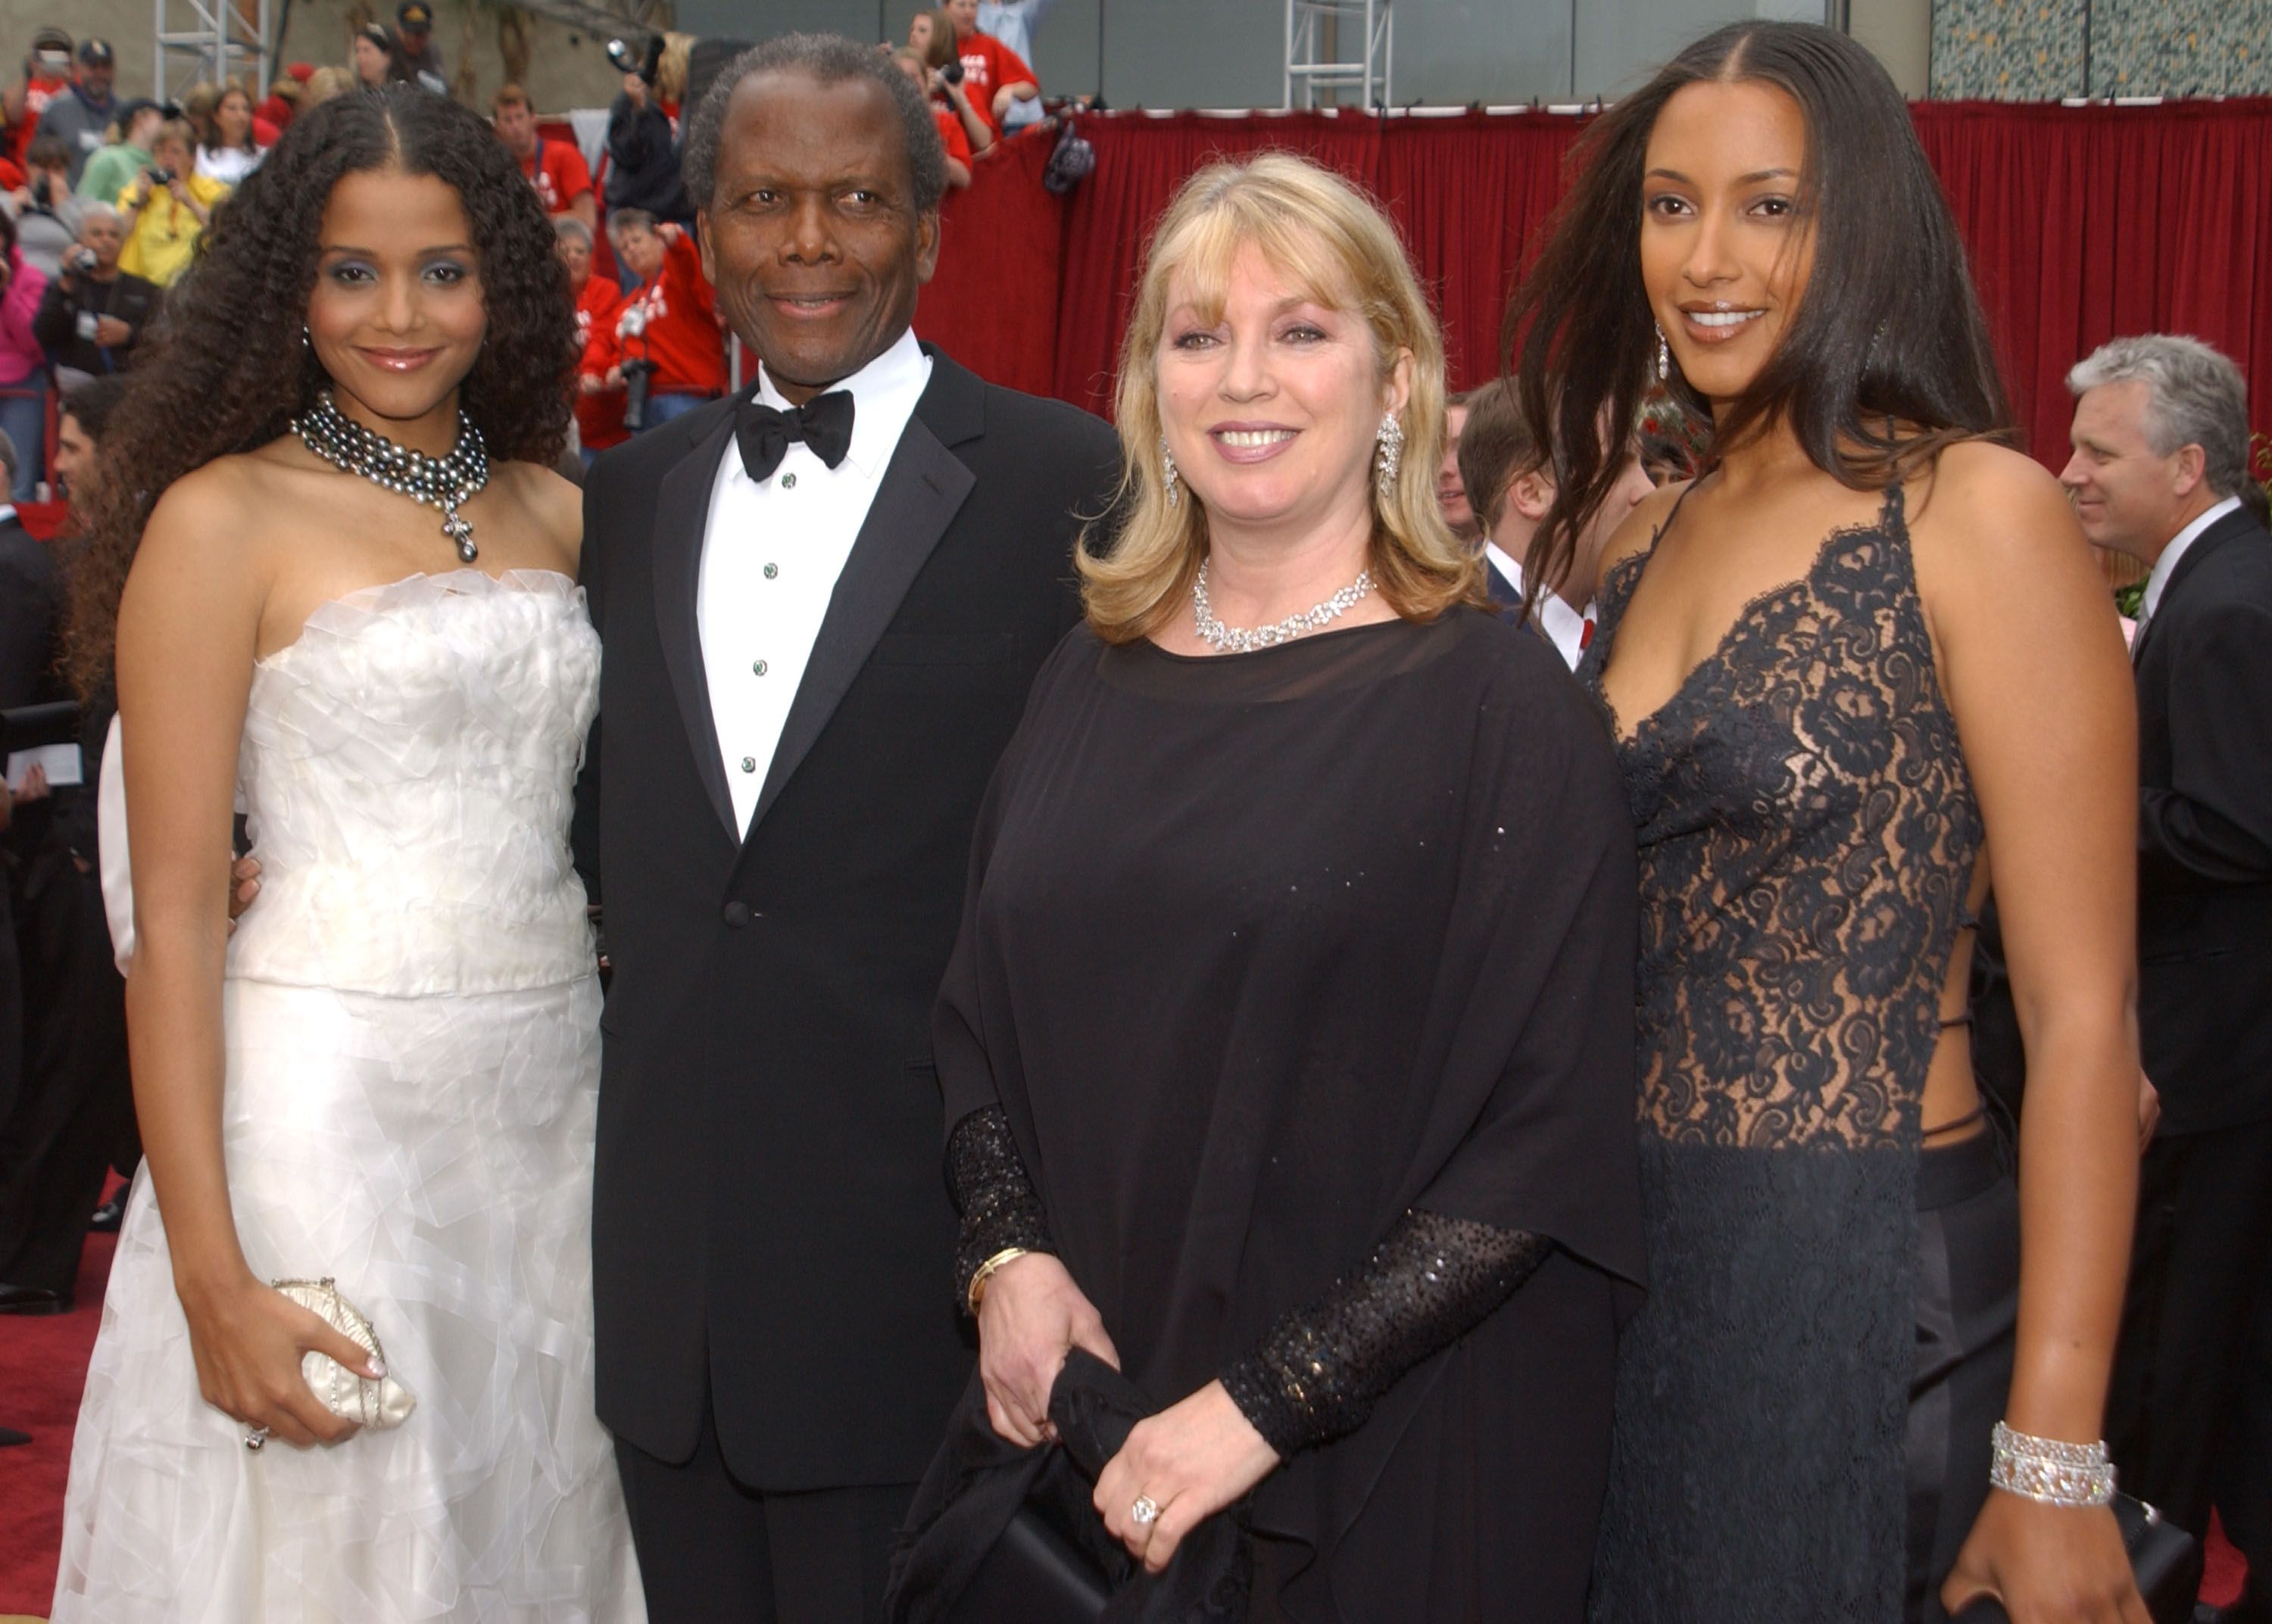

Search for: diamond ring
xmin=1131 ymin=1495 xmax=1159 ymax=1526
xmin=244 ymin=1426 xmax=270 ymax=1452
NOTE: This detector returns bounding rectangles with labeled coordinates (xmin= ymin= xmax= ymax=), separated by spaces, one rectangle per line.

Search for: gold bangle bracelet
xmin=966 ymin=1246 xmax=1032 ymax=1316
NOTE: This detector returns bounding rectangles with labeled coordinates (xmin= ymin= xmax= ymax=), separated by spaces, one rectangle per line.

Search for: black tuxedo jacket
xmin=2129 ymin=501 xmax=2272 ymax=1133
xmin=576 ymin=347 xmax=1119 ymax=1488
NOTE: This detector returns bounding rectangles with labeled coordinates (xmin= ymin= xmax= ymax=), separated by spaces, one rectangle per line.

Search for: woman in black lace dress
xmin=921 ymin=153 xmax=1645 ymax=1621
xmin=1508 ymin=22 xmax=2150 ymax=1624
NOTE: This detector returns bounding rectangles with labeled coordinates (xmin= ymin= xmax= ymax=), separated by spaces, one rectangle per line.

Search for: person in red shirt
xmin=557 ymin=217 xmax=628 ymax=461
xmin=606 ymin=209 xmax=726 ymax=428
xmin=944 ymin=0 xmax=1037 ymax=138
xmin=253 ymin=65 xmax=312 ymax=135
xmin=493 ymin=83 xmax=595 ymax=230
xmin=890 ymin=48 xmax=971 ymax=189
xmin=5 ymin=28 xmax=73 ymax=171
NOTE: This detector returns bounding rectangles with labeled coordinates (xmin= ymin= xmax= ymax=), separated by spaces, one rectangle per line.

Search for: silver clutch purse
xmin=272 ymin=1276 xmax=417 ymax=1429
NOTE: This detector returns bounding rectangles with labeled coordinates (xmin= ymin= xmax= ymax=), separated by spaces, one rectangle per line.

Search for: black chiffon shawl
xmin=932 ymin=610 xmax=1646 ymax=1612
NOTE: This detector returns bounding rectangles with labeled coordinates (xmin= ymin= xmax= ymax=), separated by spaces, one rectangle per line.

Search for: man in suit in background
xmin=575 ymin=33 xmax=1119 ymax=1622
xmin=1453 ymin=377 xmax=1652 ymax=669
xmin=2059 ymin=334 xmax=2272 ymax=1616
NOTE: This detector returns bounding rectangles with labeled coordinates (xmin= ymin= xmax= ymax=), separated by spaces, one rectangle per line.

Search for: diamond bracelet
xmin=1990 ymin=1421 xmax=2117 ymax=1507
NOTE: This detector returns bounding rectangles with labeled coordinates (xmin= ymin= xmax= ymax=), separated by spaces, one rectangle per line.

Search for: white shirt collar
xmin=0 ymin=504 xmax=16 ymax=525
xmin=2141 ymin=494 xmax=2242 ymax=624
xmin=752 ymin=327 xmax=929 ymax=482
xmin=1485 ymin=546 xmax=1592 ymax=670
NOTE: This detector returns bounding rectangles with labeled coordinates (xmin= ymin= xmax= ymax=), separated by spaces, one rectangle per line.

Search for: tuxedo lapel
xmin=741 ymin=357 xmax=982 ymax=842
xmin=651 ymin=404 xmax=742 ymax=839
xmin=1484 ymin=560 xmax=1522 ymax=627
xmin=2133 ymin=507 xmax=2257 ymax=669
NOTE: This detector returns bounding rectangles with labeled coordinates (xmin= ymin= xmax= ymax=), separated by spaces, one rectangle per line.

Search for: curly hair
xmin=65 ymin=83 xmax=574 ymax=697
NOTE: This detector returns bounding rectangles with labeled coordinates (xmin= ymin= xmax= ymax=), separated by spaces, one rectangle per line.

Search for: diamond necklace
xmin=292 ymin=390 xmax=490 ymax=563
xmin=1191 ymin=558 xmax=1375 ymax=654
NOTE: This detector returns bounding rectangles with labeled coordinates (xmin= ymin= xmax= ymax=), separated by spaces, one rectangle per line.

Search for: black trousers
xmin=2220 ymin=1216 xmax=2272 ymax=1613
xmin=2106 ymin=1119 xmax=2272 ymax=1547
xmin=1907 ymin=1123 xmax=2021 ymax=1624
xmin=614 ymin=1389 xmax=916 ymax=1624
xmin=0 ymin=844 xmax=130 ymax=1295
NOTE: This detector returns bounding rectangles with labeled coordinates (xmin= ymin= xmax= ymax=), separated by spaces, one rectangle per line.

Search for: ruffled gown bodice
xmin=226 ymin=570 xmax=601 ymax=997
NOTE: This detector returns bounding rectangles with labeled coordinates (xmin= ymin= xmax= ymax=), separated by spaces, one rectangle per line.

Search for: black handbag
xmin=948 ymin=1501 xmax=1112 ymax=1624
xmin=1951 ymin=1494 xmax=2203 ymax=1624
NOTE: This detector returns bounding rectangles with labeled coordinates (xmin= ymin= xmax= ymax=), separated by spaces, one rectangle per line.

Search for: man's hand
xmin=95 ymin=315 xmax=131 ymax=347
xmin=621 ymin=72 xmax=648 ymax=108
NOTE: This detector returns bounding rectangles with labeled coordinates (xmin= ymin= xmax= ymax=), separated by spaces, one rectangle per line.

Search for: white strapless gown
xmin=52 ymin=572 xmax=645 ymax=1623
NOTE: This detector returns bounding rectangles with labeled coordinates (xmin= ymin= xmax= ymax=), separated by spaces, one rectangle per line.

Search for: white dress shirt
xmin=1486 ymin=546 xmax=1593 ymax=671
xmin=2138 ymin=494 xmax=2242 ymax=631
xmin=696 ymin=327 xmax=932 ymax=835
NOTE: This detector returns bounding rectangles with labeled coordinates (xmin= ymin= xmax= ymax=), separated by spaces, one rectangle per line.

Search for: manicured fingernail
xmin=367 ymin=1358 xmax=385 ymax=1379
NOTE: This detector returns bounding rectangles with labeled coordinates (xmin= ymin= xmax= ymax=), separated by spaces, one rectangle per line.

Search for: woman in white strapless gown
xmin=51 ymin=87 xmax=642 ymax=1622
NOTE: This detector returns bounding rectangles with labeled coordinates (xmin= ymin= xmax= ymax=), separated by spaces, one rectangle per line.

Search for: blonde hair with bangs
xmin=1079 ymin=152 xmax=1482 ymax=644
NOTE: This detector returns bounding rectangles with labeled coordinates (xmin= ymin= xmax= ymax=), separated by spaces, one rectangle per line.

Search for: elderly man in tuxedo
xmin=574 ymin=32 xmax=1118 ymax=1623
xmin=2059 ymin=334 xmax=2272 ymax=1616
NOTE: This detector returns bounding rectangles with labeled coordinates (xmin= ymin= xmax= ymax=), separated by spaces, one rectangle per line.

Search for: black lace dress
xmin=932 ymin=611 xmax=1647 ymax=1621
xmin=1578 ymin=485 xmax=1987 ymax=1621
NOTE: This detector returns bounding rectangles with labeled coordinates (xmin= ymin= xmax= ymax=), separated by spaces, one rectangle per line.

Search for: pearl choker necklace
xmin=292 ymin=391 xmax=490 ymax=563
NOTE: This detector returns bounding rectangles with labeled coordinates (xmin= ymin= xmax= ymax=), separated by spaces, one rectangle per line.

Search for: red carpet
xmin=0 ymin=1194 xmax=2247 ymax=1616
xmin=0 ymin=1226 xmax=114 ymax=1618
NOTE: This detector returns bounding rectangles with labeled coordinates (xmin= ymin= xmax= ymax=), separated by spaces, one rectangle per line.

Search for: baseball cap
xmin=398 ymin=2 xmax=433 ymax=28
xmin=78 ymin=39 xmax=116 ymax=66
xmin=30 ymin=26 xmax=73 ymax=56
xmin=286 ymin=61 xmax=315 ymax=81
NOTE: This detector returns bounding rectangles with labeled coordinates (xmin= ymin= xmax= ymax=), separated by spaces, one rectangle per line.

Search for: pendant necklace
xmin=1191 ymin=558 xmax=1375 ymax=654
xmin=293 ymin=389 xmax=489 ymax=563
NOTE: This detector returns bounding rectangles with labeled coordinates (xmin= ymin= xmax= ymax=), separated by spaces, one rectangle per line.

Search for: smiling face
xmin=1155 ymin=242 xmax=1406 ymax=545
xmin=1639 ymin=78 xmax=1815 ymax=411
xmin=699 ymin=69 xmax=937 ymax=404
xmin=217 ymin=88 xmax=252 ymax=145
xmin=1437 ymin=402 xmax=1475 ymax=538
xmin=2061 ymin=379 xmax=2208 ymax=560
xmin=304 ymin=167 xmax=486 ymax=435
xmin=556 ymin=228 xmax=590 ymax=289
xmin=610 ymin=220 xmax=664 ymax=282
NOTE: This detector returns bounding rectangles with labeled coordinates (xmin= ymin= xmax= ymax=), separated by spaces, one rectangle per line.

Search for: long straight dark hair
xmin=1505 ymin=20 xmax=2011 ymax=609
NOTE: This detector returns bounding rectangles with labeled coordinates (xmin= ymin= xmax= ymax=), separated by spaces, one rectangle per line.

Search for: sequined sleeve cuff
xmin=947 ymin=1105 xmax=1056 ymax=1315
xmin=1219 ymin=1209 xmax=1553 ymax=1460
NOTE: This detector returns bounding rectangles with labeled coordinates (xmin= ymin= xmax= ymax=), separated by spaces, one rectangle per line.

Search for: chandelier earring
xmin=302 ymin=324 xmax=314 ymax=352
xmin=1159 ymin=436 xmax=1180 ymax=510
xmin=1655 ymin=323 xmax=1671 ymax=384
xmin=1374 ymin=411 xmax=1404 ymax=499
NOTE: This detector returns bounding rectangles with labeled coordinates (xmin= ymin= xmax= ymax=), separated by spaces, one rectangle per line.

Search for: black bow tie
xmin=733 ymin=389 xmax=855 ymax=483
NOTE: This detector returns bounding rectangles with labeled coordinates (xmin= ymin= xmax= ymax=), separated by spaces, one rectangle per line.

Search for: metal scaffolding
xmin=1284 ymin=0 xmax=1392 ymax=110
xmin=154 ymin=0 xmax=270 ymax=104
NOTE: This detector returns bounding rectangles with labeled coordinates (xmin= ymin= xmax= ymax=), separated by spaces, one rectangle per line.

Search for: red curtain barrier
xmin=922 ymin=100 xmax=2272 ymax=475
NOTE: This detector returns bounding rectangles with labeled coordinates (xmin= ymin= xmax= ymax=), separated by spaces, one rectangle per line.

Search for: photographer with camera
xmin=32 ymin=39 xmax=117 ymax=189
xmin=5 ymin=28 xmax=73 ymax=174
xmin=114 ymin=117 xmax=223 ymax=287
xmin=605 ymin=207 xmax=724 ymax=431
xmin=7 ymin=136 xmax=82 ymax=279
xmin=73 ymin=99 xmax=162 ymax=208
xmin=910 ymin=8 xmax=996 ymax=157
xmin=891 ymin=48 xmax=974 ymax=188
xmin=33 ymin=204 xmax=151 ymax=388
xmin=604 ymin=33 xmax=691 ymax=228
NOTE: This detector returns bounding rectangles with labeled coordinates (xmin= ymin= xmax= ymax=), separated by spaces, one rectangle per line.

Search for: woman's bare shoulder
xmin=490 ymin=459 xmax=584 ymax=574
xmin=1593 ymin=479 xmax=1690 ymax=590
